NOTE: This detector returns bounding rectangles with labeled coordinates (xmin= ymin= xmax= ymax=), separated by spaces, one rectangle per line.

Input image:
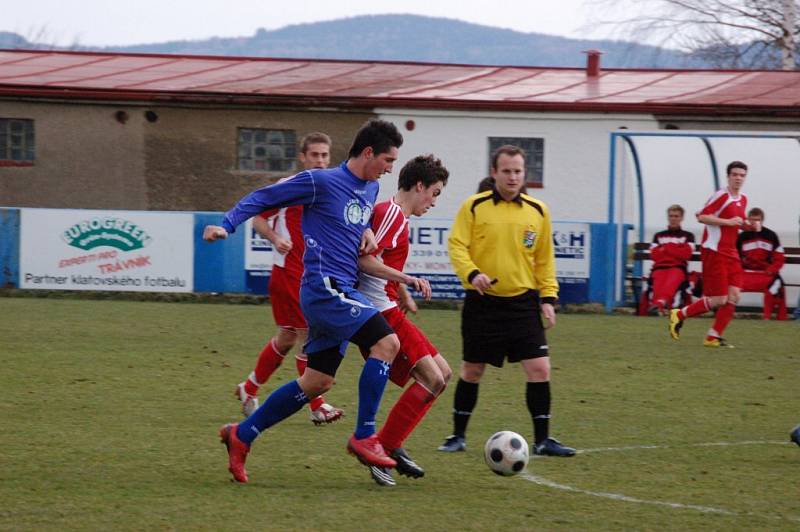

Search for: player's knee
xmin=372 ymin=334 xmax=400 ymax=362
xmin=298 ymin=371 xmax=334 ymax=397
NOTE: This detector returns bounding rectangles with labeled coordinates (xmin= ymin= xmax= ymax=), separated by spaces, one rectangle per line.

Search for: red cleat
xmin=219 ymin=423 xmax=250 ymax=483
xmin=347 ymin=434 xmax=397 ymax=468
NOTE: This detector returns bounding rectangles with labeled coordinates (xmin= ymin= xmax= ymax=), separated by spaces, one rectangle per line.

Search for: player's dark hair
xmin=300 ymin=132 xmax=331 ymax=153
xmin=397 ymin=154 xmax=449 ymax=191
xmin=748 ymin=207 xmax=764 ymax=219
xmin=667 ymin=204 xmax=684 ymax=216
xmin=477 ymin=176 xmax=495 ymax=193
xmin=491 ymin=145 xmax=526 ymax=170
xmin=348 ymin=119 xmax=403 ymax=158
xmin=726 ymin=160 xmax=748 ymax=175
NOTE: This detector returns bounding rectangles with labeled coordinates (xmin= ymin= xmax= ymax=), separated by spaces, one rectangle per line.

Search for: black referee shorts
xmin=461 ymin=289 xmax=549 ymax=367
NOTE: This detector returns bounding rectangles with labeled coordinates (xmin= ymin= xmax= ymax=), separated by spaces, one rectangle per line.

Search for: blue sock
xmin=236 ymin=380 xmax=308 ymax=445
xmin=354 ymin=357 xmax=391 ymax=439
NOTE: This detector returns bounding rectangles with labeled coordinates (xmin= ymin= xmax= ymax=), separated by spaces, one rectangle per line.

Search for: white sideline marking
xmin=522 ymin=440 xmax=800 ymax=523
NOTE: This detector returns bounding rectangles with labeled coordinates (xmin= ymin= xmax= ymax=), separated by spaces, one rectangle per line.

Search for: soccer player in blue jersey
xmin=203 ymin=119 xmax=414 ymax=483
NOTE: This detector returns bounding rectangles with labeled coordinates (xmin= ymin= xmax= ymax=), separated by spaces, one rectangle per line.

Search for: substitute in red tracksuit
xmin=639 ymin=205 xmax=695 ymax=315
xmin=737 ymin=207 xmax=787 ymax=320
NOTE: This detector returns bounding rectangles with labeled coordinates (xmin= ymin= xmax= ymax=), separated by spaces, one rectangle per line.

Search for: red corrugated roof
xmin=1 ymin=49 xmax=799 ymax=115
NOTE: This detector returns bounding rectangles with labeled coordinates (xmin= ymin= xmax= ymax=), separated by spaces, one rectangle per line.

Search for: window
xmin=0 ymin=118 xmax=35 ymax=165
xmin=488 ymin=136 xmax=544 ymax=188
xmin=237 ymin=128 xmax=297 ymax=172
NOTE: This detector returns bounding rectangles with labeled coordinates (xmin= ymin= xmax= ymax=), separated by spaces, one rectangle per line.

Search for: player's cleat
xmin=533 ymin=437 xmax=576 ymax=457
xmin=668 ymin=309 xmax=683 ymax=340
xmin=437 ymin=434 xmax=466 ymax=452
xmin=219 ymin=423 xmax=250 ymax=483
xmin=310 ymin=403 xmax=344 ymax=425
xmin=390 ymin=447 xmax=424 ymax=478
xmin=347 ymin=434 xmax=397 ymax=468
xmin=234 ymin=382 xmax=258 ymax=417
xmin=703 ymin=337 xmax=735 ymax=348
xmin=791 ymin=425 xmax=800 ymax=447
xmin=369 ymin=466 xmax=397 ymax=487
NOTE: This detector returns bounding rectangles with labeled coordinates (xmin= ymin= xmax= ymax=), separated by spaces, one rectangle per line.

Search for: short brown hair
xmin=491 ymin=145 xmax=526 ymax=170
xmin=667 ymin=204 xmax=684 ymax=216
xmin=300 ymin=132 xmax=331 ymax=154
xmin=726 ymin=160 xmax=747 ymax=175
xmin=748 ymin=207 xmax=764 ymax=220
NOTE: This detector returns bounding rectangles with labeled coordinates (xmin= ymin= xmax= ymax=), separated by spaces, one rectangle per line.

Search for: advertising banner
xmin=19 ymin=209 xmax=193 ymax=292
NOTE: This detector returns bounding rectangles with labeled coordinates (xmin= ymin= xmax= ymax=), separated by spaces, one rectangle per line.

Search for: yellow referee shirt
xmin=448 ymin=189 xmax=559 ymax=301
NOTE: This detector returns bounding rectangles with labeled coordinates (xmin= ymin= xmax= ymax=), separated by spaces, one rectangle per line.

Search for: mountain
xmin=5 ymin=14 xmax=705 ymax=69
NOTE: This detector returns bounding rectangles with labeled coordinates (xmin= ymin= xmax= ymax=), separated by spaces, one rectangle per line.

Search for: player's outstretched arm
xmin=203 ymin=225 xmax=229 ymax=242
xmin=357 ymin=255 xmax=432 ymax=300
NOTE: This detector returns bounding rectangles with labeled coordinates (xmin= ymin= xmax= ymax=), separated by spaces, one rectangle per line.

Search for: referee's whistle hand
xmin=472 ymin=273 xmax=493 ymax=295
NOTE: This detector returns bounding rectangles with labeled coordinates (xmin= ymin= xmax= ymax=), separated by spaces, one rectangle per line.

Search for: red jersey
xmin=650 ymin=228 xmax=695 ymax=270
xmin=737 ymin=226 xmax=785 ymax=274
xmin=697 ymin=188 xmax=747 ymax=259
xmin=358 ymin=198 xmax=409 ymax=311
xmin=259 ymin=177 xmax=304 ymax=280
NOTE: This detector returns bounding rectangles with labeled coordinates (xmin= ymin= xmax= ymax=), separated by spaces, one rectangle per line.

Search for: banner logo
xmin=61 ymin=217 xmax=153 ymax=252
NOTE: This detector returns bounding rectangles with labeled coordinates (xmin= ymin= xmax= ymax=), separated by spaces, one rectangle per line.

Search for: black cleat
xmin=791 ymin=425 xmax=800 ymax=447
xmin=390 ymin=448 xmax=424 ymax=478
xmin=533 ymin=437 xmax=576 ymax=457
xmin=437 ymin=435 xmax=466 ymax=452
xmin=369 ymin=466 xmax=396 ymax=486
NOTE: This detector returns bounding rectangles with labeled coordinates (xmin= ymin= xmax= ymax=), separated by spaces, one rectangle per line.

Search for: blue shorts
xmin=300 ymin=276 xmax=380 ymax=355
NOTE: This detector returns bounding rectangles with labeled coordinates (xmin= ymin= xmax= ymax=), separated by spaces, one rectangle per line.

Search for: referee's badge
xmin=523 ymin=230 xmax=537 ymax=248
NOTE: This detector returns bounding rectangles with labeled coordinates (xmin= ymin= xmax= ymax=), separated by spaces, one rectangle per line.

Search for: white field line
xmin=522 ymin=440 xmax=800 ymax=523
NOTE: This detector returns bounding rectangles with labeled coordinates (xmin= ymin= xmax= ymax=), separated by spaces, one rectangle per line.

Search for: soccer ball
xmin=484 ymin=431 xmax=529 ymax=476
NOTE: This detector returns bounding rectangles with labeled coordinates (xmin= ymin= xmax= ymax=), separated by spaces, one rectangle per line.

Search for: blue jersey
xmin=222 ymin=162 xmax=378 ymax=288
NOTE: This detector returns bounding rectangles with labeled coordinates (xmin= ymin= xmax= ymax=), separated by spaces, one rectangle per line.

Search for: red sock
xmin=377 ymin=382 xmax=437 ymax=451
xmin=296 ymin=356 xmax=326 ymax=410
xmin=763 ymin=292 xmax=774 ymax=320
xmin=776 ymin=291 xmax=788 ymax=321
xmin=243 ymin=339 xmax=284 ymax=397
xmin=711 ymin=302 xmax=736 ymax=337
xmin=680 ymin=297 xmax=710 ymax=320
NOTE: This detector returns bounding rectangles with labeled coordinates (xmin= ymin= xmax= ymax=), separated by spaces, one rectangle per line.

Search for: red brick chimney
xmin=584 ymin=49 xmax=602 ymax=77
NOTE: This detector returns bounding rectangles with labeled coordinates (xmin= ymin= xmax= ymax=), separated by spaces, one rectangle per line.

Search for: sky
xmin=2 ymin=0 xmax=616 ymax=47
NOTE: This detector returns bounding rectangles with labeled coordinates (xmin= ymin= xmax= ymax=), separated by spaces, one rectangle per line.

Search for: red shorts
xmin=268 ymin=266 xmax=306 ymax=329
xmin=360 ymin=306 xmax=438 ymax=387
xmin=701 ymin=250 xmax=742 ymax=297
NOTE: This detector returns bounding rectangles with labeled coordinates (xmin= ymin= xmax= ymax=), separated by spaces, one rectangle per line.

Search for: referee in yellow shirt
xmin=438 ymin=145 xmax=575 ymax=457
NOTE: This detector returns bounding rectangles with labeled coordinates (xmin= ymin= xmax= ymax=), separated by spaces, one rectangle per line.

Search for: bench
xmin=628 ymin=243 xmax=800 ymax=308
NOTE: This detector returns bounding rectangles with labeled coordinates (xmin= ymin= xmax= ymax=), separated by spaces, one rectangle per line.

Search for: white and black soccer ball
xmin=484 ymin=431 xmax=530 ymax=476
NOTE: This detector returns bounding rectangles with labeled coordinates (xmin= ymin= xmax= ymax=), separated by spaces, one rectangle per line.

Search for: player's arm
xmin=532 ymin=202 xmax=559 ymax=329
xmin=357 ymin=255 xmax=431 ymax=300
xmin=768 ymin=230 xmax=786 ymax=273
xmin=252 ymin=215 xmax=292 ymax=255
xmin=360 ymin=228 xmax=377 ymax=255
xmin=219 ymin=171 xmax=314 ymax=235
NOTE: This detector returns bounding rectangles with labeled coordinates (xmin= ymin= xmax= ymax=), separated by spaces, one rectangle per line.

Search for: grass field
xmin=1 ymin=297 xmax=799 ymax=530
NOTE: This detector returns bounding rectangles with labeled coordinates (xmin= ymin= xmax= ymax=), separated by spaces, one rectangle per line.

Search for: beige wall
xmin=0 ymin=100 xmax=148 ymax=209
xmin=0 ymin=99 xmax=374 ymax=211
xmin=142 ymin=106 xmax=373 ymax=211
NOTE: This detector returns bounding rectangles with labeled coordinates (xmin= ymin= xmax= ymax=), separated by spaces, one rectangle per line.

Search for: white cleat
xmin=234 ymin=382 xmax=258 ymax=417
xmin=310 ymin=403 xmax=344 ymax=425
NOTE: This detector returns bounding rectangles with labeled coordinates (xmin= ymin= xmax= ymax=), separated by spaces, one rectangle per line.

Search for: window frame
xmin=0 ymin=118 xmax=35 ymax=167
xmin=236 ymin=127 xmax=297 ymax=173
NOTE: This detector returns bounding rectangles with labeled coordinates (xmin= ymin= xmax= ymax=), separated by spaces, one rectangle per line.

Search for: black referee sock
xmin=527 ymin=381 xmax=551 ymax=445
xmin=453 ymin=378 xmax=479 ymax=438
